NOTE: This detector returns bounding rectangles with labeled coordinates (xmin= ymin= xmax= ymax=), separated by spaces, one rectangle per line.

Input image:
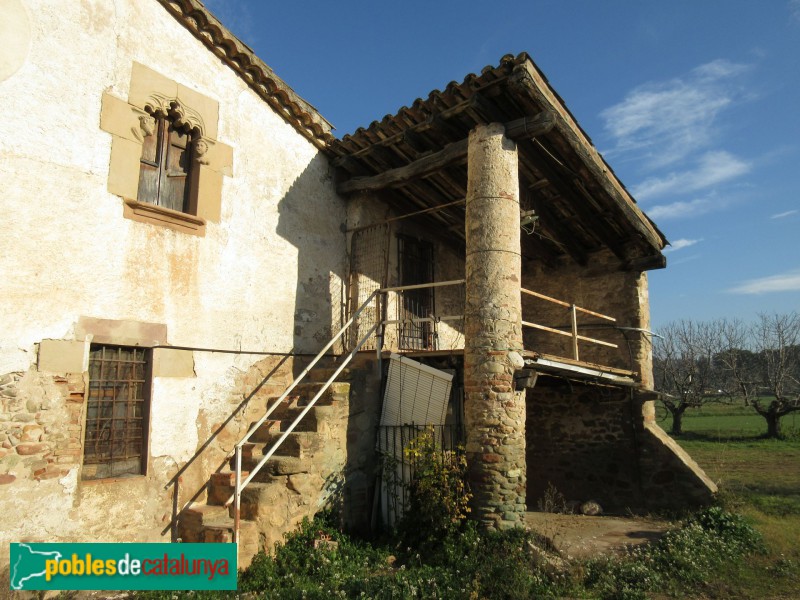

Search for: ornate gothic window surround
xmin=100 ymin=62 xmax=233 ymax=236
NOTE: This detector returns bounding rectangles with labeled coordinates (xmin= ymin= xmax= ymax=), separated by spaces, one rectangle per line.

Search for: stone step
xmin=248 ymin=419 xmax=281 ymax=443
xmin=236 ymin=451 xmax=314 ymax=479
xmin=177 ymin=502 xmax=231 ymax=543
xmin=207 ymin=470 xmax=253 ymax=506
xmin=282 ymin=405 xmax=340 ymax=432
xmin=270 ymin=431 xmax=320 ymax=458
xmin=306 ymin=367 xmax=353 ymax=383
xmin=199 ymin=515 xmax=260 ymax=569
xmin=293 ymin=382 xmax=349 ymax=407
xmin=251 ymin=454 xmax=313 ymax=477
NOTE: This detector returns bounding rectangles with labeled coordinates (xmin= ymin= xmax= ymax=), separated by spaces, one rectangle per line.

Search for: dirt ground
xmin=524 ymin=511 xmax=669 ymax=558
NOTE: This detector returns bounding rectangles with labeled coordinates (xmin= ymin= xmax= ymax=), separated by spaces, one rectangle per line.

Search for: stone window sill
xmin=123 ymin=199 xmax=206 ymax=236
xmin=80 ymin=474 xmax=148 ymax=486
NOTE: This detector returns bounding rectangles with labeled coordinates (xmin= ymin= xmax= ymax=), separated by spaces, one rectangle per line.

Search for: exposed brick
xmin=53 ymin=448 xmax=81 ymax=456
xmin=16 ymin=443 xmax=49 ymax=455
xmin=0 ymin=473 xmax=16 ymax=484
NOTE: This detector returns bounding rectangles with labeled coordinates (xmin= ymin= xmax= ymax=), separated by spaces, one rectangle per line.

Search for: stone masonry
xmin=0 ymin=370 xmax=85 ymax=486
xmin=463 ymin=123 xmax=527 ymax=530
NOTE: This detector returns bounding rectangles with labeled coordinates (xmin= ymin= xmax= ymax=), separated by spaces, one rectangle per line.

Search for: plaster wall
xmin=0 ymin=0 xmax=346 ymax=558
xmin=345 ymin=195 xmax=465 ymax=353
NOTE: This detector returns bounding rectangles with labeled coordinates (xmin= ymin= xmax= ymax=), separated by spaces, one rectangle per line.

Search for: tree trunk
xmin=765 ymin=412 xmax=782 ymax=438
xmin=670 ymin=408 xmax=685 ymax=435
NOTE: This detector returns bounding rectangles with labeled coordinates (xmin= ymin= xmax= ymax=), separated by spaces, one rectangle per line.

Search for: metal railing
xmin=381 ymin=279 xmax=465 ymax=351
xmin=377 ymin=423 xmax=465 ymax=528
xmin=228 ymin=289 xmax=382 ymax=544
xmin=520 ymin=287 xmax=617 ymax=361
xmin=224 ymin=279 xmax=618 ymax=546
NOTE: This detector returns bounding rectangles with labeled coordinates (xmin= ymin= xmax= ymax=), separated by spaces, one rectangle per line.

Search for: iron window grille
xmin=82 ymin=345 xmax=151 ymax=480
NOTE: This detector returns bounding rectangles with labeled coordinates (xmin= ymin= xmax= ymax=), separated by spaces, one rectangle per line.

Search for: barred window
xmin=82 ymin=345 xmax=151 ymax=481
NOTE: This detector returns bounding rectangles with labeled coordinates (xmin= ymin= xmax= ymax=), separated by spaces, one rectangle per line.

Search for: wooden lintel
xmin=504 ymin=112 xmax=556 ymax=141
xmin=337 ymin=112 xmax=555 ymax=195
xmin=624 ymin=253 xmax=667 ymax=272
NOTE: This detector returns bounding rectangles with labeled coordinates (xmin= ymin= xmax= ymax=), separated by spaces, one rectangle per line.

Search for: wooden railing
xmin=520 ymin=287 xmax=617 ymax=361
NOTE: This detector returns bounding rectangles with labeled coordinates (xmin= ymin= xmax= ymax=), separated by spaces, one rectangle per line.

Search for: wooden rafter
xmin=337 ymin=112 xmax=555 ymax=195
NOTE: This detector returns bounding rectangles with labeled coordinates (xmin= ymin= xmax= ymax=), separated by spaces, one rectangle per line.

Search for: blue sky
xmin=203 ymin=0 xmax=799 ymax=329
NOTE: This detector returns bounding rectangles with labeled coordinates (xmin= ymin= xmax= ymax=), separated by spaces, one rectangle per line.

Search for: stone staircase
xmin=177 ymin=368 xmax=350 ymax=568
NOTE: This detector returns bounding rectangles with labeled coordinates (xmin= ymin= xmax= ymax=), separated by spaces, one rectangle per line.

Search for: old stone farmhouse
xmin=0 ymin=0 xmax=716 ymax=568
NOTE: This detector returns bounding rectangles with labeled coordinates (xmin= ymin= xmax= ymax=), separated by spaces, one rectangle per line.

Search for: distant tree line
xmin=653 ymin=312 xmax=800 ymax=438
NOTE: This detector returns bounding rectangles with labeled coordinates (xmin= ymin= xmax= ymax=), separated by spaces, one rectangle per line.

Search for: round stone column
xmin=464 ymin=123 xmax=526 ymax=531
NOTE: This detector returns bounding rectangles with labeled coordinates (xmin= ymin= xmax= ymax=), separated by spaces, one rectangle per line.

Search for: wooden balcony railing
xmin=520 ymin=287 xmax=617 ymax=362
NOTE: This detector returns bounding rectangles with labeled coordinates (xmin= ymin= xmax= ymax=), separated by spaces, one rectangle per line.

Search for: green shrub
xmin=583 ymin=507 xmax=764 ymax=599
xmin=397 ymin=427 xmax=471 ymax=550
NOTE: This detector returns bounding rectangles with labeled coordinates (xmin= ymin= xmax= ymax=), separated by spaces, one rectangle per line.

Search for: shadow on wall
xmin=164 ymin=155 xmax=351 ymax=540
xmin=275 ymin=153 xmax=347 ymax=367
xmin=162 ymin=355 xmax=293 ymax=541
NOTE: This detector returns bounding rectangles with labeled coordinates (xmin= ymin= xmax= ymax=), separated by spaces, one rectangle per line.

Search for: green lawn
xmin=659 ymin=406 xmax=800 ymax=599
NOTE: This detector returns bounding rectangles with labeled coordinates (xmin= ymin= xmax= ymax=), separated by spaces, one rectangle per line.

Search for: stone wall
xmin=526 ymin=376 xmax=643 ymax=511
xmin=522 ymin=251 xmax=653 ymax=384
xmin=526 ymin=376 xmax=716 ymax=513
xmin=0 ymin=371 xmax=87 ymax=486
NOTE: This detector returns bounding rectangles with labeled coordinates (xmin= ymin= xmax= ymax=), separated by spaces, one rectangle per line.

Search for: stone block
xmin=177 ymin=83 xmax=219 ymax=139
xmin=194 ymin=165 xmax=223 ymax=222
xmin=38 ymin=340 xmax=88 ymax=374
xmin=100 ymin=92 xmax=142 ymax=143
xmin=76 ymin=316 xmax=167 ymax=347
xmin=129 ymin=62 xmax=179 ymax=109
xmin=16 ymin=443 xmax=48 ymax=455
xmin=107 ymin=136 xmax=143 ymax=199
xmin=152 ymin=348 xmax=195 ymax=378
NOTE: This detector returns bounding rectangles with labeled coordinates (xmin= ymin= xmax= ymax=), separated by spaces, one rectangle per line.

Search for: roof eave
xmin=157 ymin=0 xmax=335 ymax=151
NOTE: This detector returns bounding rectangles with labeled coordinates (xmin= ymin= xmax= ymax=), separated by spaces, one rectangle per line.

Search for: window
xmin=82 ymin=345 xmax=151 ymax=481
xmin=137 ymin=109 xmax=197 ymax=213
xmin=101 ymin=62 xmax=233 ymax=236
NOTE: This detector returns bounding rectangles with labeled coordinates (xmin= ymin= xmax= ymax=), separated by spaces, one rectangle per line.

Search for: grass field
xmin=657 ymin=403 xmax=800 ymax=599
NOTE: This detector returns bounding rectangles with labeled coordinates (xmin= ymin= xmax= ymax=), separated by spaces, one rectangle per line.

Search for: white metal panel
xmin=378 ymin=354 xmax=453 ymax=453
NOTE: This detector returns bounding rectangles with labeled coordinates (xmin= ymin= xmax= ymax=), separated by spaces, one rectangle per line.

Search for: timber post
xmin=463 ymin=122 xmax=527 ymax=531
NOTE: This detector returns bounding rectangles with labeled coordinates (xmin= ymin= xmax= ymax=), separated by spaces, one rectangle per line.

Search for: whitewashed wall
xmin=0 ymin=0 xmax=346 ymax=552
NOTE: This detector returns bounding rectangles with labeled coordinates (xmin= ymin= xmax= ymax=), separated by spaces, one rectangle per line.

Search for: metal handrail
xmin=228 ymin=289 xmax=382 ymax=543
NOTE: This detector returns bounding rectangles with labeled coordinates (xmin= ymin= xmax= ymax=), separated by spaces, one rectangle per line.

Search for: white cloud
xmin=663 ymin=238 xmax=702 ymax=253
xmin=632 ymin=151 xmax=751 ymax=200
xmin=771 ymin=209 xmax=799 ymax=219
xmin=601 ymin=60 xmax=749 ymax=168
xmin=646 ymin=199 xmax=710 ymax=220
xmin=728 ymin=269 xmax=800 ymax=294
xmin=791 ymin=0 xmax=800 ymax=23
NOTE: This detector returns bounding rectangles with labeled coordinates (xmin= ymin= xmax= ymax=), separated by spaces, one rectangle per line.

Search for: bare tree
xmin=654 ymin=320 xmax=723 ymax=435
xmin=717 ymin=313 xmax=800 ymax=438
xmin=715 ymin=318 xmax=759 ymax=405
xmin=751 ymin=313 xmax=800 ymax=437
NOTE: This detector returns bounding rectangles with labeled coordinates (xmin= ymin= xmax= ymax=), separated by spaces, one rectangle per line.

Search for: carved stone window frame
xmin=100 ymin=62 xmax=233 ymax=236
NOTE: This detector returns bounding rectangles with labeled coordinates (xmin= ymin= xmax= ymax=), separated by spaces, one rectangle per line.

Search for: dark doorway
xmin=397 ymin=235 xmax=435 ymax=350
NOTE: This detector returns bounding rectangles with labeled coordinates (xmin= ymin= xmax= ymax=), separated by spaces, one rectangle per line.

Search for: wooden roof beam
xmin=338 ymin=112 xmax=555 ymax=195
xmin=510 ymin=63 xmax=665 ymax=252
xmin=522 ymin=140 xmax=631 ymax=262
